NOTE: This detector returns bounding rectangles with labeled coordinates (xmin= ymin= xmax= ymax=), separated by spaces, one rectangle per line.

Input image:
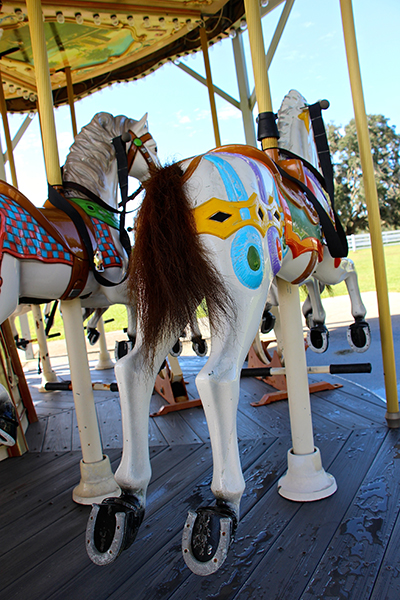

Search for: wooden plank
xmin=45 ymin=440 xmax=269 ymax=600
xmin=152 ymin=410 xmax=202 ymax=445
xmin=161 ymin=430 xmax=352 ymax=600
xmin=0 ymin=452 xmax=82 ymax=519
xmin=370 ymin=510 xmax=400 ymax=600
xmin=309 ymin=380 xmax=386 ymax=425
xmin=310 ymin=395 xmax=379 ymax=430
xmin=106 ymin=438 xmax=288 ymax=600
xmin=25 ymin=418 xmax=48 ymax=451
xmin=300 ymin=428 xmax=400 ymax=600
xmin=206 ymin=428 xmax=388 ymax=600
xmin=96 ymin=397 xmax=122 ymax=449
xmin=41 ymin=411 xmax=73 ymax=452
xmin=0 ymin=450 xmax=62 ymax=481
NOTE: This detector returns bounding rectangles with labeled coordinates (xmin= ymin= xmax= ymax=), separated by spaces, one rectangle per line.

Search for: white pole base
xmin=278 ymin=447 xmax=337 ymax=502
xmin=72 ymin=454 xmax=121 ymax=505
xmin=39 ymin=369 xmax=59 ymax=392
xmin=95 ymin=357 xmax=115 ymax=371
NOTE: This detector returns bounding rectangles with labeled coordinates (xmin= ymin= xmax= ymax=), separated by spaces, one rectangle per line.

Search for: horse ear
xmin=136 ymin=113 xmax=148 ymax=133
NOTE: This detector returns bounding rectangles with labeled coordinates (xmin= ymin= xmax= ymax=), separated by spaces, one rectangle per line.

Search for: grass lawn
xmin=16 ymin=244 xmax=400 ymax=341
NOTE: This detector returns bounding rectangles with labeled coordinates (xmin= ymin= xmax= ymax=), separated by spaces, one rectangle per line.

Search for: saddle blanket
xmin=0 ymin=194 xmax=122 ymax=268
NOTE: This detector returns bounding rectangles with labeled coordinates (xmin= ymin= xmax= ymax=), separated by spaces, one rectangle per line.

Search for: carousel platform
xmin=1 ymin=313 xmax=400 ymax=600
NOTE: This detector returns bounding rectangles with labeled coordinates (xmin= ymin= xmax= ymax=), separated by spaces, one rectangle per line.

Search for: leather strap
xmin=47 ymin=185 xmax=128 ymax=288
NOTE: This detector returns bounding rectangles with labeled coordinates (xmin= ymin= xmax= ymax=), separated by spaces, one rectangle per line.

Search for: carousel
xmin=0 ymin=1 xmax=399 ymax=598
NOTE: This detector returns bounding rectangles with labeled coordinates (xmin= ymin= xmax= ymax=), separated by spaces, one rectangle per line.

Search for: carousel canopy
xmin=0 ymin=0 xmax=283 ymax=112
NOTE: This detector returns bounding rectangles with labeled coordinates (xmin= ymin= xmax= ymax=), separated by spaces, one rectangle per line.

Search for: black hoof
xmin=0 ymin=387 xmax=18 ymax=446
xmin=86 ymin=494 xmax=144 ymax=565
xmin=307 ymin=324 xmax=329 ymax=353
xmin=114 ymin=340 xmax=134 ymax=361
xmin=192 ymin=336 xmax=208 ymax=357
xmin=347 ymin=319 xmax=371 ymax=353
xmin=170 ymin=339 xmax=183 ymax=357
xmin=260 ymin=310 xmax=276 ymax=334
xmin=87 ymin=328 xmax=100 ymax=346
xmin=182 ymin=503 xmax=237 ymax=575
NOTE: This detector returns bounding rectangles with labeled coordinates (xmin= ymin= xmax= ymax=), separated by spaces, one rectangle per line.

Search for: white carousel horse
xmin=0 ymin=111 xmax=159 ymax=446
xmin=85 ymin=91 xmax=366 ymax=574
xmin=276 ymin=90 xmax=370 ymax=354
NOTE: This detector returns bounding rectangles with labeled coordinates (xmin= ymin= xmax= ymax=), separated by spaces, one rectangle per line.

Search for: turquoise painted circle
xmin=231 ymin=226 xmax=264 ymax=289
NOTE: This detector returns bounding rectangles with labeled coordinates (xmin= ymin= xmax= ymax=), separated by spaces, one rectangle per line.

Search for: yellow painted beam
xmin=26 ymin=0 xmax=62 ymax=187
xmin=0 ymin=70 xmax=18 ymax=187
xmin=65 ymin=66 xmax=78 ymax=139
xmin=243 ymin=0 xmax=277 ymax=155
xmin=200 ymin=26 xmax=221 ymax=148
xmin=340 ymin=0 xmax=399 ymax=425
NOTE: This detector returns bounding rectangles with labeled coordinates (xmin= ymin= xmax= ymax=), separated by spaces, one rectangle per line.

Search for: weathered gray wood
xmin=42 ymin=411 xmax=73 ymax=452
xmin=24 ymin=418 xmax=48 ymax=452
xmin=301 ymin=427 xmax=400 ymax=600
xmin=96 ymin=397 xmax=122 ymax=448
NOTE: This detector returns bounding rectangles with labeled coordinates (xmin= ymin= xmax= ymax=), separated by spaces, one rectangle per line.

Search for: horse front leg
xmin=86 ymin=332 xmax=177 ymax=565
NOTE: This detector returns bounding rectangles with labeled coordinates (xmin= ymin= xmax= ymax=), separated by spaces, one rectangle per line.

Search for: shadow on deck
xmin=1 ymin=355 xmax=400 ymax=600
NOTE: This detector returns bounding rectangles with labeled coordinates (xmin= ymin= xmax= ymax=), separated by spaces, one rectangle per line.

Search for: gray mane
xmin=63 ymin=112 xmax=138 ymax=200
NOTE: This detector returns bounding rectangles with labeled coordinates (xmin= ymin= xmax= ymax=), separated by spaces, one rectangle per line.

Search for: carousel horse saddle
xmin=0 ymin=180 xmax=122 ymax=300
xmin=185 ymin=144 xmax=347 ymax=259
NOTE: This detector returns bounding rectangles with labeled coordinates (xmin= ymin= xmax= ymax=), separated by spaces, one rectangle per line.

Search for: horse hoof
xmin=87 ymin=328 xmax=100 ymax=346
xmin=347 ymin=319 xmax=371 ymax=353
xmin=0 ymin=385 xmax=18 ymax=446
xmin=86 ymin=495 xmax=144 ymax=566
xmin=307 ymin=325 xmax=329 ymax=353
xmin=260 ymin=310 xmax=276 ymax=334
xmin=170 ymin=339 xmax=183 ymax=357
xmin=192 ymin=337 xmax=208 ymax=357
xmin=182 ymin=503 xmax=237 ymax=575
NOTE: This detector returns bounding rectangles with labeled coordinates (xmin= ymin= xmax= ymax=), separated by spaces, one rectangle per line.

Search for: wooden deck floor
xmin=1 ymin=355 xmax=400 ymax=600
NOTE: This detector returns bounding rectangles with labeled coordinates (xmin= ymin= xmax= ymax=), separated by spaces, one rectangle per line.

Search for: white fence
xmin=347 ymin=230 xmax=400 ymax=252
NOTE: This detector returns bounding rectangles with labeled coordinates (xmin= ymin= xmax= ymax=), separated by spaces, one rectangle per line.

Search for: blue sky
xmin=2 ymin=0 xmax=399 ymax=208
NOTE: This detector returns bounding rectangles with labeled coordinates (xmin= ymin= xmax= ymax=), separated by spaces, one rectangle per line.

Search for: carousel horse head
xmin=277 ymin=89 xmax=321 ymax=171
xmin=62 ymin=111 xmax=159 ymax=205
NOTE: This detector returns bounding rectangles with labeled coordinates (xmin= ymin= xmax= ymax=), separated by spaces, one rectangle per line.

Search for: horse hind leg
xmin=182 ymin=286 xmax=269 ymax=576
xmin=345 ymin=270 xmax=371 ymax=352
xmin=86 ymin=331 xmax=179 ymax=566
xmin=303 ymin=277 xmax=329 ymax=354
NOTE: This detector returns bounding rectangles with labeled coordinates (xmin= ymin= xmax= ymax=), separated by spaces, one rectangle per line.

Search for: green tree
xmin=327 ymin=115 xmax=400 ymax=234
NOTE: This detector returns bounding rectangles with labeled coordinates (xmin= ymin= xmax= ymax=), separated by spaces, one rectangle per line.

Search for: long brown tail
xmin=128 ymin=162 xmax=234 ymax=364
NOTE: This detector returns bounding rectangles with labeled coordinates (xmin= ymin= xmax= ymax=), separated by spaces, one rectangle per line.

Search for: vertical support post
xmin=95 ymin=317 xmax=114 ymax=370
xmin=61 ymin=298 xmax=120 ymax=504
xmin=276 ymin=278 xmax=337 ymax=500
xmin=200 ymin=26 xmax=221 ymax=147
xmin=243 ymin=0 xmax=278 ymax=157
xmin=0 ymin=70 xmax=18 ymax=187
xmin=65 ymin=66 xmax=78 ymax=138
xmin=30 ymin=304 xmax=58 ymax=390
xmin=244 ymin=0 xmax=335 ymax=500
xmin=340 ymin=0 xmax=399 ymax=427
xmin=26 ymin=0 xmax=61 ymax=187
xmin=231 ymin=33 xmax=257 ymax=147
xmin=25 ymin=1 xmax=119 ymax=500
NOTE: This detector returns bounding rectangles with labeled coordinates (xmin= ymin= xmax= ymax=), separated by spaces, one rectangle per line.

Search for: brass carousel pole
xmin=243 ymin=0 xmax=337 ymax=501
xmin=200 ymin=26 xmax=221 ymax=147
xmin=0 ymin=70 xmax=18 ymax=187
xmin=340 ymin=0 xmax=399 ymax=428
xmin=26 ymin=0 xmax=119 ymax=502
xmin=65 ymin=66 xmax=78 ymax=139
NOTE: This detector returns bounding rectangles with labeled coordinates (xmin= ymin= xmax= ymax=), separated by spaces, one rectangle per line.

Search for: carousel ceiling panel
xmin=0 ymin=0 xmax=256 ymax=112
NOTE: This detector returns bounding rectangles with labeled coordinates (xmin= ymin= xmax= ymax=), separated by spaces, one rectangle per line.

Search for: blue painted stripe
xmin=204 ymin=154 xmax=247 ymax=202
